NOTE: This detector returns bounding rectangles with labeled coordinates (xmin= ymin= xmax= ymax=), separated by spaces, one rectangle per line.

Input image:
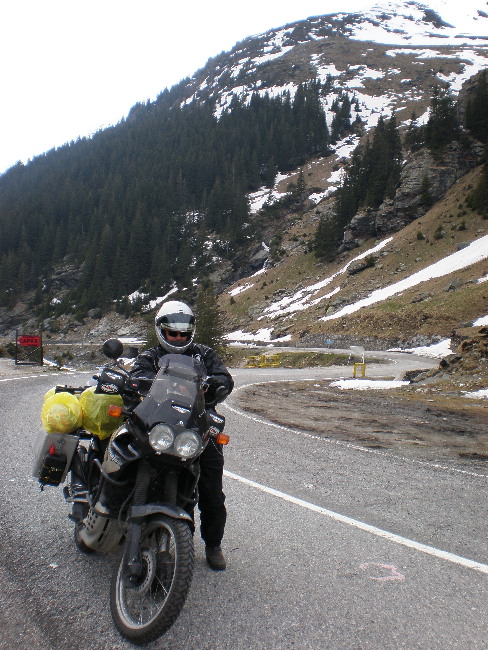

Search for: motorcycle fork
xmin=161 ymin=469 xmax=178 ymax=503
xmin=124 ymin=461 xmax=152 ymax=580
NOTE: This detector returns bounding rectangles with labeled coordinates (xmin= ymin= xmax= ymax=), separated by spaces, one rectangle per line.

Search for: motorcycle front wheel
xmin=110 ymin=515 xmax=194 ymax=645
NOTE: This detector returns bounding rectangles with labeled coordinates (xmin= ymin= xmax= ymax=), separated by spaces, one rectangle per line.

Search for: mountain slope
xmin=182 ymin=0 xmax=488 ymax=125
xmin=1 ymin=1 xmax=488 ymax=352
xmin=221 ymin=164 xmax=488 ymax=348
xmin=178 ymin=0 xmax=488 ymax=209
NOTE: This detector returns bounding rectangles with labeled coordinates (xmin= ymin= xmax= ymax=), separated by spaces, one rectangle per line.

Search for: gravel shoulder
xmin=0 ymin=359 xmax=61 ymax=378
xmin=236 ymin=378 xmax=488 ymax=469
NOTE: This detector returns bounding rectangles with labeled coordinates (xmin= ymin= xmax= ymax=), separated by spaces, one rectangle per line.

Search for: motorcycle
xmin=34 ymin=338 xmax=229 ymax=645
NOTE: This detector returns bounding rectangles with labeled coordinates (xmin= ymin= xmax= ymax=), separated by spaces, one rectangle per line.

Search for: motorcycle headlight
xmin=149 ymin=424 xmax=174 ymax=453
xmin=173 ymin=430 xmax=201 ymax=459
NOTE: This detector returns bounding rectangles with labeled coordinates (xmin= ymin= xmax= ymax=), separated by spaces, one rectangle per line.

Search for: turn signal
xmin=108 ymin=404 xmax=123 ymax=417
xmin=215 ymin=432 xmax=230 ymax=445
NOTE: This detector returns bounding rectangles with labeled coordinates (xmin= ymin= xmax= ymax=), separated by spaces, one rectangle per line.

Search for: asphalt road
xmin=0 ymin=354 xmax=487 ymax=649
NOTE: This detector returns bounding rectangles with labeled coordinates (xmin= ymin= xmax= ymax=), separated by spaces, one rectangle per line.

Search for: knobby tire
xmin=110 ymin=515 xmax=194 ymax=645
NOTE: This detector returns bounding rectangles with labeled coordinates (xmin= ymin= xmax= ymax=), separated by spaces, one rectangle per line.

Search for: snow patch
xmin=404 ymin=339 xmax=453 ymax=358
xmin=330 ymin=379 xmax=409 ymax=390
xmin=473 ymin=314 xmax=488 ymax=326
xmin=229 ymin=283 xmax=254 ymax=297
xmin=464 ymin=389 xmax=488 ymax=399
xmin=225 ymin=328 xmax=291 ymax=343
xmin=321 ymin=235 xmax=488 ymax=323
xmin=260 ymin=237 xmax=393 ymax=319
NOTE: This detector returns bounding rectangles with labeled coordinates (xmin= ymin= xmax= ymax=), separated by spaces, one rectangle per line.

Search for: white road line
xmin=0 ymin=374 xmax=64 ymax=382
xmin=0 ymin=371 xmax=91 ymax=382
xmin=0 ymin=376 xmax=43 ymax=381
xmin=225 ymin=470 xmax=488 ymax=575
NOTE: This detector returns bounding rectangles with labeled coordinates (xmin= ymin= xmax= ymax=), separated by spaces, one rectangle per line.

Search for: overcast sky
xmin=0 ymin=0 xmax=475 ymax=175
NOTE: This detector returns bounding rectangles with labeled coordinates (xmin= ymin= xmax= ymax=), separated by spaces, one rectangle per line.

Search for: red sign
xmin=18 ymin=335 xmax=41 ymax=347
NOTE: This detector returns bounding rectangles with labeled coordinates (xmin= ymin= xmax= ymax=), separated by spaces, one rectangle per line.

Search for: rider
xmin=129 ymin=300 xmax=234 ymax=571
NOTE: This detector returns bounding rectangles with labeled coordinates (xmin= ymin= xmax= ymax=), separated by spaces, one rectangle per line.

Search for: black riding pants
xmin=198 ymin=439 xmax=226 ymax=547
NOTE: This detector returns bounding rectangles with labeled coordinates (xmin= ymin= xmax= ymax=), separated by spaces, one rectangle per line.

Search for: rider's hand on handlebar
xmin=204 ymin=377 xmax=229 ymax=405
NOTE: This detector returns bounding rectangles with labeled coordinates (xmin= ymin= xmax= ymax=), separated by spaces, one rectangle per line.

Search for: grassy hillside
xmin=221 ymin=165 xmax=488 ymax=345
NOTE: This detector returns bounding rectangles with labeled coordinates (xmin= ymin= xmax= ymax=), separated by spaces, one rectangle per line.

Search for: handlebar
xmin=55 ymin=385 xmax=91 ymax=395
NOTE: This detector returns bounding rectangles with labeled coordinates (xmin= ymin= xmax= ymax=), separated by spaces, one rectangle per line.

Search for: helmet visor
xmin=156 ymin=312 xmax=195 ymax=333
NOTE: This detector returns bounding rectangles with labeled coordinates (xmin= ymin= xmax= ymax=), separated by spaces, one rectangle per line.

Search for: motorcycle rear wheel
xmin=110 ymin=515 xmax=194 ymax=645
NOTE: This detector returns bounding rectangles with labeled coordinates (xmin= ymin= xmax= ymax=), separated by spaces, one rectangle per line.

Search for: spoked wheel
xmin=110 ymin=515 xmax=194 ymax=645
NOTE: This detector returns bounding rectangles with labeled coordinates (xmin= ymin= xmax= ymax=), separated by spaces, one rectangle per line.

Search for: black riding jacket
xmin=130 ymin=343 xmax=234 ymax=400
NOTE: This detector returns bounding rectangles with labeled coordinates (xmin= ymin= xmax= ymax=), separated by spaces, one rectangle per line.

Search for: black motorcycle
xmin=35 ymin=338 xmax=228 ymax=645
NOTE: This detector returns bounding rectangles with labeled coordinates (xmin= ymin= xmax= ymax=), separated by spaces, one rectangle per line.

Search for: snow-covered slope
xmin=346 ymin=0 xmax=488 ymax=45
xmin=188 ymin=0 xmax=488 ymax=96
xmin=188 ymin=2 xmax=488 ymax=346
xmin=182 ymin=0 xmax=488 ymax=167
xmin=225 ymin=234 xmax=488 ymax=330
xmin=181 ymin=1 xmax=487 ymax=207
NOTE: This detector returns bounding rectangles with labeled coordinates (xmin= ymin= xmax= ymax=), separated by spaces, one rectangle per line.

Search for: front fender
xmin=130 ymin=503 xmax=193 ymax=522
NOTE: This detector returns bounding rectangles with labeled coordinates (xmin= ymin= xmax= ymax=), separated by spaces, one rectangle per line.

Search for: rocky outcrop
xmin=342 ymin=140 xmax=485 ymax=249
xmin=457 ymin=69 xmax=485 ymax=126
xmin=412 ymin=327 xmax=488 ymax=384
xmin=47 ymin=263 xmax=82 ymax=294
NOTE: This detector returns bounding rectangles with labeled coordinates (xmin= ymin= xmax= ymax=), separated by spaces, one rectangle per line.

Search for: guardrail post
xmin=245 ymin=353 xmax=281 ymax=368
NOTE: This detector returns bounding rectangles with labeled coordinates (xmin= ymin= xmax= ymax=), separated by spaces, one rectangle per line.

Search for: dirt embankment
xmin=236 ymin=380 xmax=488 ymax=467
xmin=236 ymin=331 xmax=488 ymax=469
xmin=0 ymin=358 xmax=59 ymax=378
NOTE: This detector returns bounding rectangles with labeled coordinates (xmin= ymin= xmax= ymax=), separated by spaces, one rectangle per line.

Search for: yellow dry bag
xmin=41 ymin=392 xmax=83 ymax=434
xmin=79 ymin=387 xmax=124 ymax=439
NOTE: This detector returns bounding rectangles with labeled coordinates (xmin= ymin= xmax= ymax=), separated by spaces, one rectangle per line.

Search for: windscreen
xmin=133 ymin=354 xmax=204 ymax=430
xmin=149 ymin=369 xmax=198 ymax=408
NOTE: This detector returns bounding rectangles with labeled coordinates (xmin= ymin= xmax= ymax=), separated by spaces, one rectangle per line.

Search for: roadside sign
xmin=15 ymin=330 xmax=43 ymax=365
xmin=18 ymin=335 xmax=42 ymax=347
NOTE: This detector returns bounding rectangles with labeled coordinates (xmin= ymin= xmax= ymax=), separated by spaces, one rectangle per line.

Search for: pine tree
xmin=424 ymin=86 xmax=461 ymax=151
xmin=313 ymin=214 xmax=343 ymax=261
xmin=330 ymin=94 xmax=352 ymax=143
xmin=295 ymin=169 xmax=307 ymax=199
xmin=467 ymin=162 xmax=488 ymax=217
xmin=419 ymin=174 xmax=434 ymax=209
xmin=328 ymin=113 xmax=403 ymax=257
xmin=149 ymin=236 xmax=172 ymax=297
xmin=195 ymin=281 xmax=228 ymax=359
xmin=126 ymin=206 xmax=152 ymax=289
xmin=465 ymin=70 xmax=488 ymax=143
xmin=404 ymin=112 xmax=422 ymax=151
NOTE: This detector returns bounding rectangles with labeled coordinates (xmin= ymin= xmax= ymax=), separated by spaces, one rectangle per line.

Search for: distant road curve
xmin=255 ymin=346 xmax=439 ymax=379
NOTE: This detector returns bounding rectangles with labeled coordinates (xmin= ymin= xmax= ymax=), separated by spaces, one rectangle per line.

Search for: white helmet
xmin=155 ymin=301 xmax=195 ymax=354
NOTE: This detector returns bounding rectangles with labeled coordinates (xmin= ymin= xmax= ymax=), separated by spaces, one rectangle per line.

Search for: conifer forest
xmin=1 ymin=70 xmax=488 ymax=318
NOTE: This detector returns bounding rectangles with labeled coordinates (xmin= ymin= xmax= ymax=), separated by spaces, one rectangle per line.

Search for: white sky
xmin=0 ymin=0 xmax=372 ymax=175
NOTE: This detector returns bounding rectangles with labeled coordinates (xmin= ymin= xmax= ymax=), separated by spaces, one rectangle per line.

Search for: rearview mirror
xmin=102 ymin=338 xmax=124 ymax=359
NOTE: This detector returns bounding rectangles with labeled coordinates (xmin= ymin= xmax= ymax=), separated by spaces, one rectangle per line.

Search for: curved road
xmin=0 ymin=353 xmax=487 ymax=649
